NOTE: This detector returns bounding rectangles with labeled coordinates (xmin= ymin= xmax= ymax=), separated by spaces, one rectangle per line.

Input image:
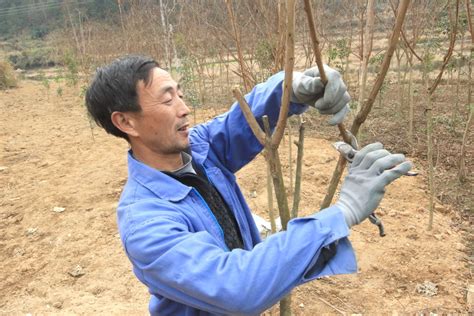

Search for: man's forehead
xmin=141 ymin=67 xmax=180 ymax=93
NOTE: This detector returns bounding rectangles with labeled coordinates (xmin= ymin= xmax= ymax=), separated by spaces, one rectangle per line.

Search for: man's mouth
xmin=177 ymin=123 xmax=189 ymax=132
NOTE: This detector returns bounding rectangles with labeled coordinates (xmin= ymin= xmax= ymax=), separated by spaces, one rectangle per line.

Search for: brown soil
xmin=0 ymin=80 xmax=470 ymax=315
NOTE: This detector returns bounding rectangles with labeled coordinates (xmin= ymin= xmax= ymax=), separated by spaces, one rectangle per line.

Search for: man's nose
xmin=177 ymin=97 xmax=191 ymax=117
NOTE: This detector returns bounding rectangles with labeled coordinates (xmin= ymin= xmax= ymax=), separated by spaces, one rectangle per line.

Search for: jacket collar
xmin=127 ymin=141 xmax=210 ymax=202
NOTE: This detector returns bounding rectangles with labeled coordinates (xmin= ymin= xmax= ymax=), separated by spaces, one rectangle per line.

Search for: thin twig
xmin=225 ymin=0 xmax=253 ymax=91
xmin=316 ymin=296 xmax=346 ymax=315
xmin=428 ymin=0 xmax=460 ymax=95
xmin=401 ymin=29 xmax=423 ymax=62
xmin=388 ymin=0 xmax=423 ymax=62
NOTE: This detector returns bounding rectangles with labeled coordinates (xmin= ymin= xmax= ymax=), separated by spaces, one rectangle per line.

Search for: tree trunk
xmin=266 ymin=161 xmax=277 ymax=233
xmin=425 ymin=66 xmax=435 ymax=230
xmin=396 ymin=48 xmax=403 ymax=110
xmin=159 ymin=0 xmax=170 ymax=69
xmin=458 ymin=105 xmax=472 ymax=182
xmin=408 ymin=53 xmax=415 ymax=144
xmin=288 ymin=123 xmax=293 ymax=195
xmin=425 ymin=0 xmax=460 ymax=230
xmin=454 ymin=30 xmax=465 ymax=125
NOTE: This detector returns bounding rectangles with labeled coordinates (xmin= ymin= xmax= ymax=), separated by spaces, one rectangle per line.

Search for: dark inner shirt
xmin=165 ymin=162 xmax=244 ymax=250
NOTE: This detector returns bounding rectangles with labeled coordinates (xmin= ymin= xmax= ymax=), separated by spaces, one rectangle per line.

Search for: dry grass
xmin=0 ymin=60 xmax=17 ymax=89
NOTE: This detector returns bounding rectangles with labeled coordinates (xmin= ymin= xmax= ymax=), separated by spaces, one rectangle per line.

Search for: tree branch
xmin=428 ymin=0 xmax=460 ymax=95
xmin=303 ymin=0 xmax=327 ymax=83
xmin=303 ymin=0 xmax=353 ymax=145
xmin=352 ymin=0 xmax=411 ymax=136
xmin=271 ymin=0 xmax=295 ymax=147
xmin=321 ymin=0 xmax=410 ymax=208
xmin=232 ymin=87 xmax=266 ymax=145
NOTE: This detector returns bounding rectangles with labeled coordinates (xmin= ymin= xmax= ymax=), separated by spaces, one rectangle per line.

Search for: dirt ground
xmin=0 ymin=80 xmax=471 ymax=315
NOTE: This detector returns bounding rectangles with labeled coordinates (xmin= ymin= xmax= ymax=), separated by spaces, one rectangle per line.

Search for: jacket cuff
xmin=301 ymin=205 xmax=357 ymax=282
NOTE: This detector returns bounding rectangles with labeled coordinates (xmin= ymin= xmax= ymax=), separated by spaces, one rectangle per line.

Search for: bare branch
xmin=232 ymin=87 xmax=266 ymax=145
xmin=322 ymin=0 xmax=410 ymax=208
xmin=429 ymin=0 xmax=460 ymax=95
xmin=467 ymin=0 xmax=474 ymax=43
xmin=352 ymin=0 xmax=411 ymax=136
xmin=225 ymin=0 xmax=253 ymax=91
xmin=303 ymin=0 xmax=353 ymax=145
xmin=271 ymin=0 xmax=295 ymax=147
xmin=303 ymin=0 xmax=327 ymax=83
xmin=400 ymin=29 xmax=423 ymax=62
xmin=291 ymin=117 xmax=305 ymax=219
xmin=388 ymin=0 xmax=423 ymax=62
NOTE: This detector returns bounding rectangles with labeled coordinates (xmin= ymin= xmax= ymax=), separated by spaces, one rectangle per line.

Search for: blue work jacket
xmin=117 ymin=72 xmax=357 ymax=315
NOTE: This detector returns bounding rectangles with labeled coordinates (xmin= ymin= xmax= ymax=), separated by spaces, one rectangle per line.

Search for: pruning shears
xmin=332 ymin=141 xmax=418 ymax=237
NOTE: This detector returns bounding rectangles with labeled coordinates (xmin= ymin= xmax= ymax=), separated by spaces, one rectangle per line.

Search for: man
xmin=86 ymin=55 xmax=411 ymax=315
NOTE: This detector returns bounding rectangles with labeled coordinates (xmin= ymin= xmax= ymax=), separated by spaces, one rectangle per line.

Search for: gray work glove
xmin=291 ymin=65 xmax=351 ymax=125
xmin=334 ymin=142 xmax=413 ymax=228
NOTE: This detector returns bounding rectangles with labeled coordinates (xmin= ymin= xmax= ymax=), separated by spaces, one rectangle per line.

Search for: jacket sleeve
xmin=189 ymin=72 xmax=308 ymax=174
xmin=124 ymin=205 xmax=357 ymax=315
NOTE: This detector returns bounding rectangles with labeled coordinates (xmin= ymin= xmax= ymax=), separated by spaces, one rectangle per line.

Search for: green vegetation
xmin=0 ymin=0 xmax=119 ymax=40
xmin=62 ymin=52 xmax=79 ymax=86
xmin=8 ymin=47 xmax=55 ymax=69
xmin=327 ymin=39 xmax=350 ymax=73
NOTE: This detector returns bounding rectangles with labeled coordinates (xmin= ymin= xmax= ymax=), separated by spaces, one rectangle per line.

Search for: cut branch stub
xmin=291 ymin=117 xmax=305 ymax=218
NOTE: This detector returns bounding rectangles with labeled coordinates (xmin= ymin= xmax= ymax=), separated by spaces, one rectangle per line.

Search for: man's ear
xmin=111 ymin=111 xmax=139 ymax=138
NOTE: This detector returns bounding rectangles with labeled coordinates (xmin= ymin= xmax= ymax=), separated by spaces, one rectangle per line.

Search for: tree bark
xmin=426 ymin=0 xmax=460 ymax=230
xmin=408 ymin=52 xmax=415 ymax=143
xmin=424 ymin=65 xmax=435 ymax=230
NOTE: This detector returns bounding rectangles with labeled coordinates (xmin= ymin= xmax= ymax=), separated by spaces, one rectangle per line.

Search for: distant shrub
xmin=31 ymin=26 xmax=49 ymax=39
xmin=8 ymin=47 xmax=56 ymax=69
xmin=0 ymin=60 xmax=18 ymax=89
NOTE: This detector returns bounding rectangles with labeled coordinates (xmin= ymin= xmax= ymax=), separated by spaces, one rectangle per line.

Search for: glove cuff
xmin=334 ymin=200 xmax=359 ymax=228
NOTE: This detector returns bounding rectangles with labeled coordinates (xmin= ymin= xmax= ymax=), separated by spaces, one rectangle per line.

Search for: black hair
xmin=85 ymin=55 xmax=159 ymax=140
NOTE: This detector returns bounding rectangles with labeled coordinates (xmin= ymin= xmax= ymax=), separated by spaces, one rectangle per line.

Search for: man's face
xmin=131 ymin=67 xmax=191 ymax=156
